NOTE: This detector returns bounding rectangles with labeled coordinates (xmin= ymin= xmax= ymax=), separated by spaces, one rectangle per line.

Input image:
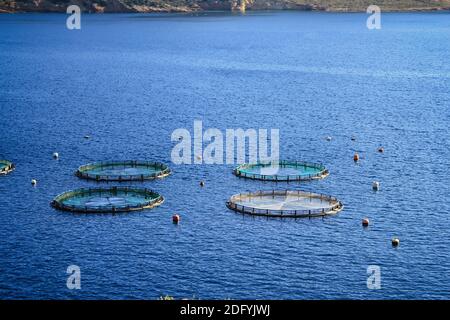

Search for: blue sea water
xmin=0 ymin=11 xmax=449 ymax=299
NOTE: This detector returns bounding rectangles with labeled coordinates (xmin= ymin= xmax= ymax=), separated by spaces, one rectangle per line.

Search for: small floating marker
xmin=200 ymin=181 xmax=205 ymax=187
xmin=372 ymin=181 xmax=380 ymax=191
xmin=172 ymin=214 xmax=180 ymax=224
xmin=351 ymin=136 xmax=356 ymax=141
xmin=84 ymin=135 xmax=90 ymax=139
xmin=353 ymin=153 xmax=360 ymax=162
xmin=378 ymin=147 xmax=384 ymax=153
xmin=196 ymin=155 xmax=202 ymax=161
xmin=362 ymin=218 xmax=370 ymax=227
xmin=392 ymin=238 xmax=400 ymax=247
xmin=31 ymin=179 xmax=37 ymax=186
xmin=326 ymin=136 xmax=332 ymax=141
xmin=52 ymin=152 xmax=59 ymax=159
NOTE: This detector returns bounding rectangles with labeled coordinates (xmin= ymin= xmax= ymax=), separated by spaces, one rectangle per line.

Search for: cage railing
xmin=0 ymin=160 xmax=15 ymax=175
xmin=75 ymin=161 xmax=171 ymax=181
xmin=51 ymin=187 xmax=164 ymax=213
xmin=234 ymin=161 xmax=328 ymax=181
xmin=227 ymin=190 xmax=343 ymax=218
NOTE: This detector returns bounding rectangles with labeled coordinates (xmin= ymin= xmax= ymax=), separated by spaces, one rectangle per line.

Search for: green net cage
xmin=51 ymin=187 xmax=164 ymax=213
xmin=75 ymin=160 xmax=171 ymax=182
xmin=233 ymin=161 xmax=329 ymax=181
xmin=226 ymin=190 xmax=343 ymax=218
xmin=0 ymin=160 xmax=15 ymax=175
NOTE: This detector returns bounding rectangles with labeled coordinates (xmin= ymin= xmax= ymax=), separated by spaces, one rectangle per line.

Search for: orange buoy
xmin=392 ymin=238 xmax=400 ymax=247
xmin=172 ymin=214 xmax=180 ymax=224
xmin=362 ymin=218 xmax=370 ymax=227
xmin=353 ymin=153 xmax=360 ymax=162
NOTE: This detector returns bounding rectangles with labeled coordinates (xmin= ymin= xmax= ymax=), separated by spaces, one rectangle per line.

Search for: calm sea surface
xmin=0 ymin=11 xmax=449 ymax=299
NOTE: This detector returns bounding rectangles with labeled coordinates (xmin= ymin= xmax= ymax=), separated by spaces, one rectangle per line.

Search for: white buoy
xmin=84 ymin=135 xmax=90 ymax=139
xmin=326 ymin=136 xmax=332 ymax=141
xmin=52 ymin=152 xmax=59 ymax=159
xmin=31 ymin=179 xmax=37 ymax=186
xmin=372 ymin=181 xmax=380 ymax=191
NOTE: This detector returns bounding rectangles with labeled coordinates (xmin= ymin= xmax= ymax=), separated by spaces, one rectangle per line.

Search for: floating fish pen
xmin=233 ymin=161 xmax=328 ymax=181
xmin=75 ymin=161 xmax=171 ymax=182
xmin=51 ymin=187 xmax=164 ymax=213
xmin=226 ymin=190 xmax=343 ymax=218
xmin=0 ymin=160 xmax=15 ymax=175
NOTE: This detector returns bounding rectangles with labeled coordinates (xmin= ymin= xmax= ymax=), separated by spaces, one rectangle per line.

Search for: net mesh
xmin=0 ymin=160 xmax=14 ymax=175
xmin=52 ymin=187 xmax=163 ymax=213
xmin=76 ymin=161 xmax=170 ymax=181
xmin=227 ymin=190 xmax=343 ymax=218
xmin=234 ymin=161 xmax=328 ymax=181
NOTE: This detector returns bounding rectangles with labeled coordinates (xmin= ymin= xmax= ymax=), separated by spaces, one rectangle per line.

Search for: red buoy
xmin=172 ymin=214 xmax=180 ymax=224
xmin=353 ymin=153 xmax=360 ymax=162
xmin=362 ymin=218 xmax=370 ymax=227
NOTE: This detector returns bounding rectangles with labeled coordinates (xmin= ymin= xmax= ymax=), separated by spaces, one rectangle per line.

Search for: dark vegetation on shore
xmin=1 ymin=0 xmax=450 ymax=13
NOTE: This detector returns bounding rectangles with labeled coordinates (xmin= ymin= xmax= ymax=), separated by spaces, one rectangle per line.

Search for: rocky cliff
xmin=1 ymin=0 xmax=450 ymax=13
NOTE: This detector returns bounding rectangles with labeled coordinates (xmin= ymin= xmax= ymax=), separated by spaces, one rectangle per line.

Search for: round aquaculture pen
xmin=226 ymin=190 xmax=343 ymax=218
xmin=0 ymin=160 xmax=15 ymax=175
xmin=233 ymin=161 xmax=328 ymax=181
xmin=75 ymin=161 xmax=171 ymax=182
xmin=51 ymin=187 xmax=164 ymax=213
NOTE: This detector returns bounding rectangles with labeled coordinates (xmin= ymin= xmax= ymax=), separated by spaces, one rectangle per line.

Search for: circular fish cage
xmin=51 ymin=187 xmax=164 ymax=213
xmin=226 ymin=190 xmax=343 ymax=218
xmin=75 ymin=161 xmax=171 ymax=182
xmin=233 ymin=161 xmax=328 ymax=181
xmin=0 ymin=160 xmax=15 ymax=175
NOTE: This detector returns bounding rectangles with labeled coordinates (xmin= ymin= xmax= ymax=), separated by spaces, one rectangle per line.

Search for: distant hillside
xmin=1 ymin=0 xmax=450 ymax=13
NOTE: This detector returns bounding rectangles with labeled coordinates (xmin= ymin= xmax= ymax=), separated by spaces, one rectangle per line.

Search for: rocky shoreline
xmin=0 ymin=1 xmax=449 ymax=14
